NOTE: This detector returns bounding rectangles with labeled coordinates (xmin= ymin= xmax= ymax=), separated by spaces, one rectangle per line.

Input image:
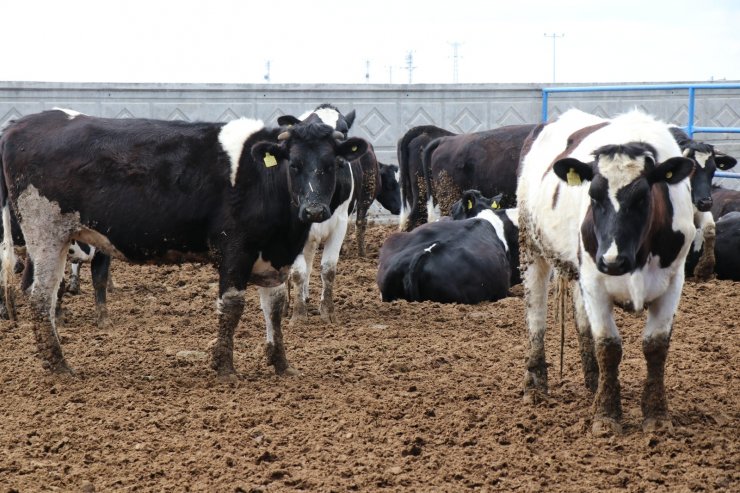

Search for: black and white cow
xmin=518 ymin=109 xmax=695 ymax=436
xmin=668 ymin=127 xmax=737 ymax=279
xmin=685 ymin=211 xmax=740 ymax=281
xmin=377 ymin=190 xmax=518 ymax=304
xmin=0 ymin=108 xmax=367 ymax=375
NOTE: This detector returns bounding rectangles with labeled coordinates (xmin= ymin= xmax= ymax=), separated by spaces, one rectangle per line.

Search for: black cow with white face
xmin=0 ymin=108 xmax=367 ymax=375
xmin=377 ymin=190 xmax=519 ymax=304
xmin=669 ymin=127 xmax=738 ymax=279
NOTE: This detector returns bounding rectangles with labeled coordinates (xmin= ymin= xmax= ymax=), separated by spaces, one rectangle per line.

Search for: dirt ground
xmin=0 ymin=224 xmax=738 ymax=492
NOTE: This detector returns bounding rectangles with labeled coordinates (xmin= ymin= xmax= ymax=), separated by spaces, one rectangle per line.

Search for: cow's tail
xmin=396 ymin=130 xmax=417 ymax=230
xmin=403 ymin=242 xmax=437 ymax=302
xmin=0 ymin=145 xmax=16 ymax=321
xmin=422 ymin=137 xmax=444 ymax=222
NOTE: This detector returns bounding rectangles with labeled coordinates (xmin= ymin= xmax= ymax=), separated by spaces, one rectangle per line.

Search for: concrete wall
xmin=1 ymin=81 xmax=738 ymax=219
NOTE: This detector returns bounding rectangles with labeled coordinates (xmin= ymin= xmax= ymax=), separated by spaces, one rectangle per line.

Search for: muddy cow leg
xmin=260 ymin=284 xmax=297 ymax=375
xmin=21 ymin=256 xmax=34 ymax=293
xmin=319 ymin=216 xmax=348 ymax=324
xmin=67 ymin=261 xmax=82 ymax=295
xmin=290 ymin=236 xmax=318 ymax=324
xmin=641 ymin=271 xmax=683 ymax=433
xmin=572 ymin=281 xmax=598 ymax=393
xmin=355 ymin=206 xmax=368 ymax=258
xmin=26 ymin=241 xmax=73 ymax=374
xmin=211 ymin=254 xmax=252 ymax=376
xmin=90 ymin=252 xmax=112 ymax=329
xmin=693 ymin=211 xmax=716 ymax=281
xmin=522 ymin=256 xmax=552 ymax=403
xmin=581 ymin=282 xmax=622 ymax=436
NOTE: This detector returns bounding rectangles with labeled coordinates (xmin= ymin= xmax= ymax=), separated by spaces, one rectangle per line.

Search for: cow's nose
xmin=696 ymin=197 xmax=713 ymax=212
xmin=300 ymin=204 xmax=330 ymax=223
xmin=597 ymin=255 xmax=630 ymax=276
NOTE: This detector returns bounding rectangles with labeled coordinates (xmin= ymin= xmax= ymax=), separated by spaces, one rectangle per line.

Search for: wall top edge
xmin=0 ymin=80 xmax=735 ymax=92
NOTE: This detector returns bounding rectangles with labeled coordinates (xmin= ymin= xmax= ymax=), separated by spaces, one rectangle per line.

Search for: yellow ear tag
xmin=491 ymin=201 xmax=499 ymax=210
xmin=263 ymin=152 xmax=277 ymax=168
xmin=665 ymin=171 xmax=673 ymax=179
xmin=566 ymin=168 xmax=582 ymax=186
xmin=351 ymin=145 xmax=358 ymax=152
xmin=467 ymin=199 xmax=473 ymax=210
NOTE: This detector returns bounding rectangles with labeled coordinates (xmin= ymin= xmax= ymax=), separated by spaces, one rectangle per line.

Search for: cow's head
xmin=252 ymin=114 xmax=367 ymax=223
xmin=377 ymin=163 xmax=402 ymax=215
xmin=683 ymin=142 xmax=736 ymax=212
xmin=554 ymin=142 xmax=693 ymax=276
xmin=450 ymin=189 xmax=504 ymax=220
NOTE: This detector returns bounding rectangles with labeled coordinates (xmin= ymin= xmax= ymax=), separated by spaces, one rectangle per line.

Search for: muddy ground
xmin=0 ymin=224 xmax=738 ymax=492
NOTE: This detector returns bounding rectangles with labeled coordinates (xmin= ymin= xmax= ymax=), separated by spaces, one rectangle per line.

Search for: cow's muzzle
xmin=696 ymin=197 xmax=713 ymax=212
xmin=597 ymin=254 xmax=631 ymax=276
xmin=299 ymin=203 xmax=330 ymax=223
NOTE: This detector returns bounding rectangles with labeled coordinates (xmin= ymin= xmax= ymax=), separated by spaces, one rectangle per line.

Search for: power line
xmin=544 ymin=33 xmax=564 ymax=83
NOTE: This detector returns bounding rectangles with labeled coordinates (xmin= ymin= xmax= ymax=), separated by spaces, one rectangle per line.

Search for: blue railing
xmin=541 ymin=83 xmax=740 ymax=179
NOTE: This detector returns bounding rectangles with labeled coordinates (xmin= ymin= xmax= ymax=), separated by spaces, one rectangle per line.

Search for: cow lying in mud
xmin=518 ymin=109 xmax=695 ymax=436
xmin=377 ymin=190 xmax=518 ymax=304
xmin=0 ymin=108 xmax=367 ymax=375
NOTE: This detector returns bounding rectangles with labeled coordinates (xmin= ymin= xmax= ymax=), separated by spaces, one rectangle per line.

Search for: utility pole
xmin=365 ymin=60 xmax=370 ymax=83
xmin=544 ymin=33 xmax=564 ymax=83
xmin=449 ymin=41 xmax=463 ymax=83
xmin=404 ymin=51 xmax=416 ymax=84
xmin=263 ymin=60 xmax=271 ymax=83
xmin=388 ymin=65 xmax=393 ymax=84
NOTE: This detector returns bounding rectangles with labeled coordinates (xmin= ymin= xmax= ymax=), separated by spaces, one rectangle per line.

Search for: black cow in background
xmin=396 ymin=125 xmax=455 ymax=231
xmin=0 ymin=108 xmax=367 ymax=375
xmin=669 ymin=127 xmax=737 ymax=280
xmin=377 ymin=190 xmax=518 ymax=304
xmin=685 ymin=211 xmax=740 ymax=281
xmin=710 ymin=185 xmax=740 ymax=219
xmin=422 ymin=124 xmax=535 ymax=220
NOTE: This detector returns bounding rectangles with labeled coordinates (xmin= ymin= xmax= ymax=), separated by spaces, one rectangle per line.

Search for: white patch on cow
xmin=53 ymin=107 xmax=84 ymax=119
xmin=601 ymin=241 xmax=618 ymax=264
xmin=218 ymin=118 xmax=265 ymax=186
xmin=309 ymin=182 xmax=314 ymax=193
xmin=504 ymin=208 xmax=519 ymax=228
xmin=68 ymin=241 xmax=96 ymax=262
xmin=427 ymin=196 xmax=441 ymax=223
xmin=475 ymin=209 xmax=509 ymax=251
xmin=1 ymin=202 xmax=15 ymax=301
xmin=597 ymin=152 xmax=651 ymax=212
xmin=423 ymin=243 xmax=437 ymax=254
xmin=693 ymin=151 xmax=710 ymax=168
xmin=691 ymin=210 xmax=715 ymax=253
xmin=259 ymin=285 xmax=286 ymax=344
xmin=398 ymin=202 xmax=409 ymax=231
xmin=301 ymin=107 xmax=340 ymax=129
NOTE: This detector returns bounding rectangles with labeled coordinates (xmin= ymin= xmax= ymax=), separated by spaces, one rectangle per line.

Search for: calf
xmin=0 ymin=108 xmax=367 ymax=375
xmin=396 ymin=125 xmax=455 ymax=231
xmin=422 ymin=124 xmax=535 ymax=220
xmin=518 ymin=109 xmax=695 ymax=436
xmin=668 ymin=127 xmax=737 ymax=279
xmin=377 ymin=191 xmax=518 ymax=304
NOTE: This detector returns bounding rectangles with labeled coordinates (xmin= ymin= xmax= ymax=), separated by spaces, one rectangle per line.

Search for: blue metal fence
xmin=541 ymin=83 xmax=740 ymax=179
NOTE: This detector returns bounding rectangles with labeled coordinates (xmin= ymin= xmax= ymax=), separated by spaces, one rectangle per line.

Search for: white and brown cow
xmin=517 ymin=109 xmax=695 ymax=436
xmin=0 ymin=108 xmax=367 ymax=375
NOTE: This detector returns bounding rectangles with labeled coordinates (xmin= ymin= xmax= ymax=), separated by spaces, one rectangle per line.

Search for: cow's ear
xmin=490 ymin=193 xmax=504 ymax=210
xmin=343 ymin=110 xmax=356 ymax=130
xmin=715 ymin=152 xmax=737 ymax=170
xmin=250 ymin=141 xmax=287 ymax=168
xmin=461 ymin=190 xmax=477 ymax=212
xmin=553 ymin=158 xmax=593 ymax=186
xmin=648 ymin=156 xmax=694 ymax=184
xmin=336 ymin=137 xmax=367 ymax=162
xmin=277 ymin=115 xmax=301 ymax=127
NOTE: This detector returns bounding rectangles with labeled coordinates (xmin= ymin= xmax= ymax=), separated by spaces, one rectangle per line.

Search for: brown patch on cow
xmin=580 ymin=207 xmax=598 ymax=264
xmin=542 ymin=122 xmax=610 ymax=179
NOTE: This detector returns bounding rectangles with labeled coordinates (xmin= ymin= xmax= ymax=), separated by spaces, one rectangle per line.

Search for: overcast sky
xmin=2 ymin=0 xmax=739 ymax=85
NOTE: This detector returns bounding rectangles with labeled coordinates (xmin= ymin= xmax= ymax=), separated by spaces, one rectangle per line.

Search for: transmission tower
xmin=404 ymin=51 xmax=416 ymax=84
xmin=449 ymin=42 xmax=463 ymax=83
xmin=544 ymin=33 xmax=564 ymax=83
xmin=263 ymin=60 xmax=271 ymax=83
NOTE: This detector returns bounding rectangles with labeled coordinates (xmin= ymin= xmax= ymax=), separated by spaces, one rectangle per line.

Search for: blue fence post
xmin=687 ymin=86 xmax=696 ymax=138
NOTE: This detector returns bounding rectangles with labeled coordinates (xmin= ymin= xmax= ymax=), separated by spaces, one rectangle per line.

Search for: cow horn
xmin=278 ymin=131 xmax=290 ymax=141
xmin=332 ymin=130 xmax=344 ymax=141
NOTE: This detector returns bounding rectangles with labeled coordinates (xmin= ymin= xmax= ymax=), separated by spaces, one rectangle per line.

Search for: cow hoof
xmin=591 ymin=417 xmax=622 ymax=437
xmin=290 ymin=312 xmax=308 ymax=325
xmin=276 ymin=365 xmax=300 ymax=377
xmin=319 ymin=307 xmax=336 ymax=324
xmin=67 ymin=284 xmax=81 ymax=296
xmin=642 ymin=417 xmax=673 ymax=434
xmin=522 ymin=389 xmax=548 ymax=405
xmin=46 ymin=359 xmax=75 ymax=376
